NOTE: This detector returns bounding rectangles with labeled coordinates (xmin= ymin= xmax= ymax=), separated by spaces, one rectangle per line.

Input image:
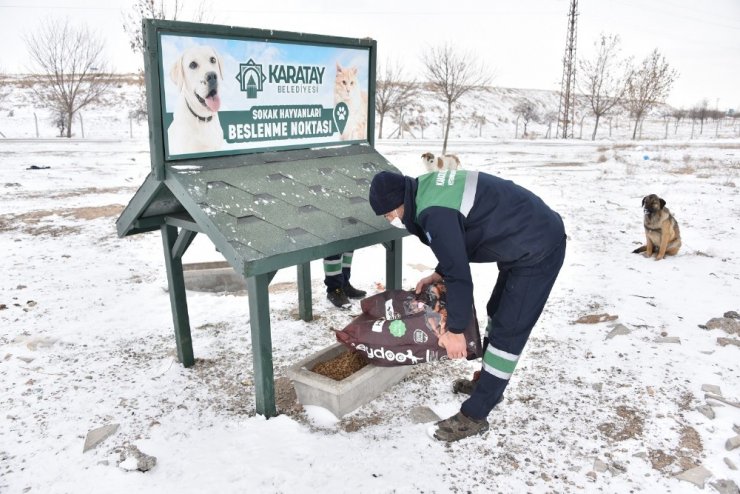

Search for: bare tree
xmin=690 ymin=99 xmax=709 ymax=135
xmin=512 ymin=100 xmax=540 ymax=137
xmin=709 ymin=108 xmax=725 ymax=138
xmin=122 ymin=0 xmax=210 ymax=57
xmin=375 ymin=59 xmax=417 ymax=139
xmin=121 ymin=1 xmax=211 ymax=119
xmin=0 ymin=68 xmax=8 ymax=136
xmin=415 ymin=113 xmax=428 ymax=139
xmin=24 ymin=18 xmax=111 ymax=138
xmin=0 ymin=68 xmax=9 ymax=109
xmin=422 ymin=43 xmax=492 ymax=154
xmin=471 ymin=111 xmax=487 ymax=137
xmin=623 ymin=49 xmax=677 ymax=140
xmin=578 ymin=34 xmax=633 ymax=140
xmin=671 ymin=108 xmax=686 ymax=135
xmin=543 ymin=110 xmax=559 ymax=138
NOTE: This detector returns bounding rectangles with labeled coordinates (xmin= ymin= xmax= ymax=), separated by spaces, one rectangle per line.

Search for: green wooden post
xmin=144 ymin=20 xmax=166 ymax=181
xmin=246 ymin=272 xmax=277 ymax=418
xmin=297 ymin=262 xmax=313 ymax=322
xmin=161 ymin=225 xmax=195 ymax=367
xmin=384 ymin=239 xmax=403 ymax=290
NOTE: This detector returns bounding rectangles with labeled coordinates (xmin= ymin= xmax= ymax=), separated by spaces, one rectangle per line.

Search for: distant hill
xmin=1 ymin=74 xmax=734 ymax=141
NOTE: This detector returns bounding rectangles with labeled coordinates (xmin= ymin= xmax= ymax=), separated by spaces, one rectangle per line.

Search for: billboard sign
xmin=158 ymin=29 xmax=372 ymax=160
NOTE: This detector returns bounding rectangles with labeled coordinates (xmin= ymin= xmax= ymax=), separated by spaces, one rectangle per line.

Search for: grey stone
xmin=724 ymin=457 xmax=737 ymax=470
xmin=674 ymin=465 xmax=712 ymax=488
xmin=706 ymin=394 xmax=740 ymax=408
xmin=711 ymin=479 xmax=739 ymax=494
xmin=654 ymin=336 xmax=681 ymax=344
xmin=608 ymin=462 xmax=626 ymax=475
xmin=702 ymin=384 xmax=722 ymax=395
xmin=726 ymin=435 xmax=740 ymax=451
xmin=696 ymin=405 xmax=716 ymax=419
xmin=593 ymin=459 xmax=608 ymax=473
xmin=606 ymin=324 xmax=631 ymax=340
xmin=135 ymin=451 xmax=157 ymax=472
xmin=706 ymin=398 xmax=726 ymax=408
xmin=120 ymin=445 xmax=157 ymax=472
xmin=704 ymin=317 xmax=740 ymax=335
xmin=734 ymin=424 xmax=740 ymax=434
xmin=717 ymin=337 xmax=740 ymax=348
xmin=409 ymin=406 xmax=441 ymax=424
xmin=83 ymin=424 xmax=120 ymax=453
xmin=592 ymin=383 xmax=603 ymax=392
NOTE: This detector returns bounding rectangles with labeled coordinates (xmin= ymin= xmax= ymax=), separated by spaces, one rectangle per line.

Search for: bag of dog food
xmin=335 ymin=282 xmax=482 ymax=366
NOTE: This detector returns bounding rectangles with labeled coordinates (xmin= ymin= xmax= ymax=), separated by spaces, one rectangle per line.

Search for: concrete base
xmin=287 ymin=343 xmax=412 ymax=418
xmin=183 ymin=261 xmax=246 ymax=293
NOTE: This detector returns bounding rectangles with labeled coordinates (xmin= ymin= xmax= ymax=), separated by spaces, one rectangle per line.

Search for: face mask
xmin=390 ymin=217 xmax=405 ymax=229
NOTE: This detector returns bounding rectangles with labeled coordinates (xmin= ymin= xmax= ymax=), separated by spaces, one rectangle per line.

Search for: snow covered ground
xmin=1 ymin=135 xmax=739 ymax=493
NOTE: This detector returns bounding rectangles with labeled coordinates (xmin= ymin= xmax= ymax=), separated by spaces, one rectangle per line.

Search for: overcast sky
xmin=1 ymin=0 xmax=738 ymax=109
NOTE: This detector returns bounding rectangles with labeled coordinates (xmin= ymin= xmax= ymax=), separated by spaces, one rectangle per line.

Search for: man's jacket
xmin=399 ymin=170 xmax=565 ymax=333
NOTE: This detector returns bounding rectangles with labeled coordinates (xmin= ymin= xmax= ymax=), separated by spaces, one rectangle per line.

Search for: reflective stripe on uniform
xmin=323 ymin=257 xmax=342 ymax=276
xmin=341 ymin=251 xmax=353 ymax=268
xmin=460 ymin=171 xmax=479 ymax=217
xmin=481 ymin=345 xmax=520 ymax=380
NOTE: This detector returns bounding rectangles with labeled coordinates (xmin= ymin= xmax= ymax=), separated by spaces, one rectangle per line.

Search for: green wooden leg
xmin=297 ymin=262 xmax=313 ymax=322
xmin=384 ymin=239 xmax=403 ymax=290
xmin=247 ymin=272 xmax=277 ymax=418
xmin=161 ymin=225 xmax=194 ymax=367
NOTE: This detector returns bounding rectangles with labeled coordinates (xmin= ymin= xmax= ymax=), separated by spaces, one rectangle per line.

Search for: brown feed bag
xmin=335 ymin=282 xmax=483 ymax=366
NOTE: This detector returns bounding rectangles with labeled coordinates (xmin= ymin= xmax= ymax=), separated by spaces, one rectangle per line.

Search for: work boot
xmin=452 ymin=371 xmax=505 ymax=408
xmin=327 ymin=288 xmax=351 ymax=308
xmin=452 ymin=378 xmax=478 ymax=395
xmin=343 ymin=283 xmax=367 ymax=299
xmin=452 ymin=370 xmax=481 ymax=395
xmin=433 ymin=411 xmax=489 ymax=442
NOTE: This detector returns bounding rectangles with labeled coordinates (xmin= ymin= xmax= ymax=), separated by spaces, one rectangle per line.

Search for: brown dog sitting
xmin=632 ymin=194 xmax=682 ymax=260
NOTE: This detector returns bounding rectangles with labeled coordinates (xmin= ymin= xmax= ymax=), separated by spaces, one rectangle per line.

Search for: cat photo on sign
xmin=334 ymin=62 xmax=368 ymax=141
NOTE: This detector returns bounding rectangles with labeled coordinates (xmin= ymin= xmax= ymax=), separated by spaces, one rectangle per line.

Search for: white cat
xmin=334 ymin=62 xmax=368 ymax=141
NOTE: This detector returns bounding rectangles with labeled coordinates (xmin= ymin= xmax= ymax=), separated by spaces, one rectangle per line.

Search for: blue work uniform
xmin=399 ymin=170 xmax=567 ymax=419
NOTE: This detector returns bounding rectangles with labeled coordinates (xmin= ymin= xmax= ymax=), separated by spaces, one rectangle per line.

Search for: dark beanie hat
xmin=369 ymin=171 xmax=406 ymax=215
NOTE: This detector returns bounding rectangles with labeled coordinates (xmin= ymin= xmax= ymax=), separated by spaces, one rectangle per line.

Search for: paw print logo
xmin=333 ymin=102 xmax=349 ymax=135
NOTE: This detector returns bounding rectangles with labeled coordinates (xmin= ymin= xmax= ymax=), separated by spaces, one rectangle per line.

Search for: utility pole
xmin=556 ymin=0 xmax=579 ymax=139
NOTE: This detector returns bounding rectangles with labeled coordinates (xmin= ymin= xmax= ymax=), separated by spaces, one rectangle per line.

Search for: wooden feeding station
xmin=116 ymin=19 xmax=407 ymax=417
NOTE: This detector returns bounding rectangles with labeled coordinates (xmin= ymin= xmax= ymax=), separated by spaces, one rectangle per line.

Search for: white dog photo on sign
xmin=167 ymin=45 xmax=226 ymax=155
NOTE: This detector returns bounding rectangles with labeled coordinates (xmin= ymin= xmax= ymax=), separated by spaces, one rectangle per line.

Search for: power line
xmin=0 ymin=5 xmax=123 ymax=10
xmin=557 ymin=0 xmax=578 ymax=139
xmin=600 ymin=0 xmax=740 ymax=31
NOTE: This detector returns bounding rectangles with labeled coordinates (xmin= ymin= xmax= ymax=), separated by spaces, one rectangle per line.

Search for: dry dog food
xmin=336 ymin=282 xmax=482 ymax=366
xmin=311 ymin=351 xmax=368 ymax=381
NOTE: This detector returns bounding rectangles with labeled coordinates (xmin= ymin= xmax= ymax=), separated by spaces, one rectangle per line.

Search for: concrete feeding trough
xmin=287 ymin=343 xmax=412 ymax=418
xmin=183 ymin=261 xmax=247 ymax=293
